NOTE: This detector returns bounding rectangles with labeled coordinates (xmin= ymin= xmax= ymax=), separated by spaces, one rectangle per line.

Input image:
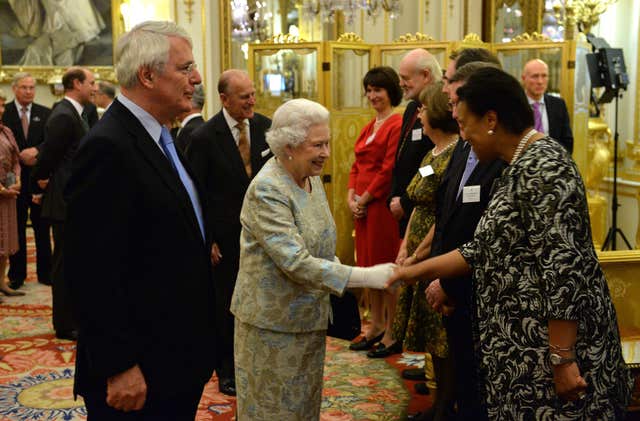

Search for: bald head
xmin=218 ymin=69 xmax=256 ymax=121
xmin=398 ymin=48 xmax=442 ymax=101
xmin=521 ymin=59 xmax=549 ymax=101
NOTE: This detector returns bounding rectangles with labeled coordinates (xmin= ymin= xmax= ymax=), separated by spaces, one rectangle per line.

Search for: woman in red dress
xmin=348 ymin=67 xmax=402 ymax=354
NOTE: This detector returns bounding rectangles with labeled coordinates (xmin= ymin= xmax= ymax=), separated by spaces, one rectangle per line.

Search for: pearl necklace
xmin=432 ymin=138 xmax=457 ymax=156
xmin=510 ymin=129 xmax=537 ymax=165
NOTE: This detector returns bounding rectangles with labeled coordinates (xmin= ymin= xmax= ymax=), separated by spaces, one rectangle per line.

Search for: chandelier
xmin=300 ymin=0 xmax=402 ymax=24
xmin=231 ymin=0 xmax=272 ymax=41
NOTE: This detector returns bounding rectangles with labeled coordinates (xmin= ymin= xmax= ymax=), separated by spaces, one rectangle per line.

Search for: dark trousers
xmin=213 ymin=248 xmax=239 ymax=381
xmin=431 ymin=354 xmax=456 ymax=421
xmin=9 ymin=193 xmax=52 ymax=285
xmin=51 ymin=222 xmax=74 ymax=333
xmin=443 ymin=307 xmax=487 ymax=421
xmin=82 ymin=384 xmax=205 ymax=421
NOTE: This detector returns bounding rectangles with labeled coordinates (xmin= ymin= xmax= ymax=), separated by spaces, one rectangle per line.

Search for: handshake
xmin=347 ymin=263 xmax=399 ymax=290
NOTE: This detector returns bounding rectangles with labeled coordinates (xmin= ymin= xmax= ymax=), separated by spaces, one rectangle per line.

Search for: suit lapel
xmin=440 ymin=141 xmax=471 ymax=228
xmin=7 ymin=102 xmax=27 ymax=149
xmin=112 ymin=101 xmax=203 ymax=241
xmin=214 ymin=112 xmax=250 ymax=184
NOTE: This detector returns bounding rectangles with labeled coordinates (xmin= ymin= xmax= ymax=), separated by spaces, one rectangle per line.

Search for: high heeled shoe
xmin=349 ymin=331 xmax=385 ymax=351
xmin=366 ymin=340 xmax=402 ymax=358
xmin=0 ymin=285 xmax=25 ymax=296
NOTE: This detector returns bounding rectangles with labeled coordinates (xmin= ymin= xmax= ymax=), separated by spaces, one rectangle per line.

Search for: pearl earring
xmin=288 ymin=155 xmax=293 ymax=161
xmin=487 ymin=129 xmax=495 ymax=135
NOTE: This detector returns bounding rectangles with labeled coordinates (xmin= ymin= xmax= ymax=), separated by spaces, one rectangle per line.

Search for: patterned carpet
xmin=0 ymin=231 xmax=430 ymax=420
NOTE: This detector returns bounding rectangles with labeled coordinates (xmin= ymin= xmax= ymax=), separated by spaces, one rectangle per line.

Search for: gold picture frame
xmin=0 ymin=0 xmax=123 ymax=83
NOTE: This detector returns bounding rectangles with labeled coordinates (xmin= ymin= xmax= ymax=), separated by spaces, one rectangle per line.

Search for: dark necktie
xmin=159 ymin=127 xmax=205 ymax=240
xmin=236 ymin=122 xmax=252 ymax=177
xmin=80 ymin=109 xmax=90 ymax=132
xmin=21 ymin=106 xmax=29 ymax=138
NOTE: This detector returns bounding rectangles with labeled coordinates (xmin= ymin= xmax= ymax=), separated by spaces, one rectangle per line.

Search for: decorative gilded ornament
xmin=510 ymin=32 xmax=551 ymax=43
xmin=394 ymin=32 xmax=435 ymax=43
xmin=461 ymin=33 xmax=484 ymax=44
xmin=184 ymin=0 xmax=195 ymax=24
xmin=337 ymin=33 xmax=365 ymax=43
xmin=264 ymin=33 xmax=307 ymax=44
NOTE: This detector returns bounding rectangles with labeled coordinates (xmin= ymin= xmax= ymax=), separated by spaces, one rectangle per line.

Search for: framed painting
xmin=0 ymin=0 xmax=123 ymax=82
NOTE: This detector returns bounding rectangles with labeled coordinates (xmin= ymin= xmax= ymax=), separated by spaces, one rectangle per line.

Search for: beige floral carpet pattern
xmin=0 ymin=231 xmax=416 ymax=420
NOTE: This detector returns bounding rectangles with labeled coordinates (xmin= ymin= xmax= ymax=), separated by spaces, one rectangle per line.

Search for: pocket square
xmin=33 ymin=116 xmax=41 ymax=122
xmin=261 ymin=148 xmax=271 ymax=158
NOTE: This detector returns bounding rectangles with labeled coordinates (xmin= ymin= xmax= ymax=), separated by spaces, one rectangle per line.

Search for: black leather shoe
xmin=219 ymin=378 xmax=236 ymax=396
xmin=402 ymin=368 xmax=426 ymax=380
xmin=349 ymin=331 xmax=384 ymax=351
xmin=8 ymin=280 xmax=23 ymax=290
xmin=407 ymin=409 xmax=434 ymax=421
xmin=38 ymin=280 xmax=53 ymax=286
xmin=366 ymin=341 xmax=402 ymax=358
xmin=55 ymin=330 xmax=78 ymax=341
xmin=414 ymin=382 xmax=430 ymax=395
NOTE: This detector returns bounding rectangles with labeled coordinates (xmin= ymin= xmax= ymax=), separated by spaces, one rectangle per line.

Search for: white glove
xmin=347 ymin=263 xmax=395 ymax=289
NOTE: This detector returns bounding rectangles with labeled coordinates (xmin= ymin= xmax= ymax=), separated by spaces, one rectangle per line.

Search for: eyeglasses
xmin=177 ymin=62 xmax=198 ymax=76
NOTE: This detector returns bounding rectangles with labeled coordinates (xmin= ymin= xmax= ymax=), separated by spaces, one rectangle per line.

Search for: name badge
xmin=418 ymin=165 xmax=434 ymax=178
xmin=462 ymin=185 xmax=481 ymax=203
xmin=411 ymin=128 xmax=422 ymax=141
xmin=261 ymin=148 xmax=271 ymax=158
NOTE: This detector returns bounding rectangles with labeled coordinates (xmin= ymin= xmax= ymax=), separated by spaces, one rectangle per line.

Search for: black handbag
xmin=327 ymin=290 xmax=361 ymax=341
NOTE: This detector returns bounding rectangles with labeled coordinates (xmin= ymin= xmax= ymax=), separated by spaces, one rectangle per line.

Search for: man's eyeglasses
xmin=178 ymin=62 xmax=198 ymax=76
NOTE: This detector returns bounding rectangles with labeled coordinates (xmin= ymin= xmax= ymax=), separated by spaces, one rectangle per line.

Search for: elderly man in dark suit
xmin=388 ymin=48 xmax=439 ymax=237
xmin=31 ymin=66 xmax=95 ymax=341
xmin=175 ymin=83 xmax=205 ymax=152
xmin=1 ymin=72 xmax=52 ymax=289
xmin=187 ymin=69 xmax=271 ymax=397
xmin=522 ymin=59 xmax=574 ymax=153
xmin=65 ymin=21 xmax=216 ymax=419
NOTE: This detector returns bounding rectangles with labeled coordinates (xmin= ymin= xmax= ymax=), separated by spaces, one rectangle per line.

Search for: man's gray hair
xmin=192 ymin=84 xmax=205 ymax=109
xmin=450 ymin=61 xmax=501 ymax=84
xmin=98 ymin=81 xmax=116 ymax=99
xmin=11 ymin=72 xmax=33 ymax=87
xmin=266 ymin=99 xmax=329 ymax=158
xmin=115 ymin=20 xmax=192 ymax=89
xmin=416 ymin=52 xmax=442 ymax=84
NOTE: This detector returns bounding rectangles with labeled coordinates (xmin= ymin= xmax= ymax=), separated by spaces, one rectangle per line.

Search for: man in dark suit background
xmin=1 ymin=72 xmax=52 ymax=289
xmin=522 ymin=59 xmax=573 ymax=153
xmin=94 ymin=80 xmax=116 ymax=114
xmin=388 ymin=48 xmax=439 ymax=237
xmin=65 ymin=21 xmax=216 ymax=419
xmin=31 ymin=67 xmax=95 ymax=340
xmin=187 ymin=69 xmax=271 ymax=397
xmin=175 ymin=83 xmax=205 ymax=152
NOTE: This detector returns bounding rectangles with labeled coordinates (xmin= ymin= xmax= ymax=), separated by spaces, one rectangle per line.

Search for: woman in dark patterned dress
xmin=388 ymin=68 xmax=632 ymax=419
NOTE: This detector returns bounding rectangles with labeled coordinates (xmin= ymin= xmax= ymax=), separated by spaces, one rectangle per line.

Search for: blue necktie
xmin=159 ymin=127 xmax=205 ymax=241
xmin=457 ymin=145 xmax=478 ymax=198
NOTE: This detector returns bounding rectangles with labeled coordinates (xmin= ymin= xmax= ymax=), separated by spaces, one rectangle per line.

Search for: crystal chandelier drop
xmin=300 ymin=0 xmax=402 ymax=24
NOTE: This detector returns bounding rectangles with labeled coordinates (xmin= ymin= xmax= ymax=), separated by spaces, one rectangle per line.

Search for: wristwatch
xmin=550 ymin=353 xmax=576 ymax=366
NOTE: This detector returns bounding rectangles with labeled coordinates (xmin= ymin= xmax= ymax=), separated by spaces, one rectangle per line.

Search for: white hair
xmin=11 ymin=72 xmax=33 ymax=87
xmin=266 ymin=99 xmax=329 ymax=158
xmin=115 ymin=20 xmax=192 ymax=89
xmin=417 ymin=52 xmax=443 ymax=84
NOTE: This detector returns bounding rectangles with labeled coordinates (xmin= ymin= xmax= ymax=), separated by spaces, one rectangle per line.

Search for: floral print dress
xmin=459 ymin=137 xmax=632 ymax=419
xmin=392 ymin=144 xmax=454 ymax=356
